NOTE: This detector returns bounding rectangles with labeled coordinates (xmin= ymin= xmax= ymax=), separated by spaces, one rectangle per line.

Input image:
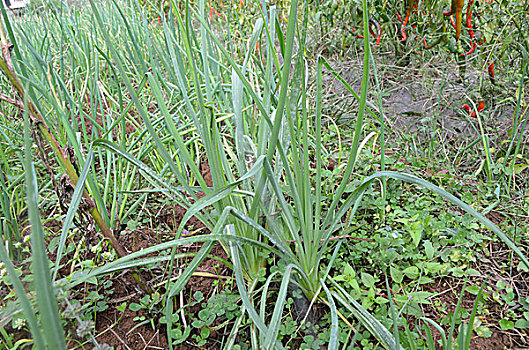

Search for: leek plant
xmin=0 ymin=0 xmax=528 ymax=348
xmin=82 ymin=0 xmax=397 ymax=345
xmin=0 ymin=102 xmax=66 ymax=349
xmin=0 ymin=124 xmax=25 ymax=260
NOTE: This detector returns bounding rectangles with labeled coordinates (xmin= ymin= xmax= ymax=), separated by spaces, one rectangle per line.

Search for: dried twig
xmin=0 ymin=92 xmax=22 ymax=108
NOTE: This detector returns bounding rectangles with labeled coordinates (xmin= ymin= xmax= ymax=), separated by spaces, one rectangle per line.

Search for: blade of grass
xmin=228 ymin=224 xmax=287 ymax=350
xmin=464 ymin=280 xmax=486 ymax=349
xmin=165 ymin=241 xmax=214 ymax=350
xmin=385 ymin=275 xmax=401 ymax=348
xmin=421 ymin=318 xmax=447 ymax=349
xmin=321 ymin=280 xmax=339 ymax=350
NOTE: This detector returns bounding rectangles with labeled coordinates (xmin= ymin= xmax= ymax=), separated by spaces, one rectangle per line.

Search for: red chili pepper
xmin=369 ymin=19 xmax=382 ymax=45
xmin=488 ymin=62 xmax=495 ymax=84
xmin=211 ymin=7 xmax=224 ymax=18
xmin=461 ymin=104 xmax=477 ymax=117
xmin=461 ymin=104 xmax=471 ymax=113
xmin=396 ymin=12 xmax=403 ymax=22
xmin=353 ymin=21 xmax=381 ymax=43
xmin=472 ymin=101 xmax=485 ymax=117
xmin=461 ymin=101 xmax=485 ymax=117
xmin=462 ymin=0 xmax=477 ymax=56
xmin=368 ymin=25 xmax=377 ymax=38
xmin=467 ymin=0 xmax=475 ymax=39
xmin=352 ymin=27 xmax=364 ymax=39
xmin=462 ymin=43 xmax=477 ymax=55
xmin=401 ymin=0 xmax=417 ymax=42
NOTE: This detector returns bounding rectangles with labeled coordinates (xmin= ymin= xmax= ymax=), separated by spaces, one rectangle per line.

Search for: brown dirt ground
xmin=320 ymin=53 xmax=528 ymax=146
xmin=92 ymin=229 xmax=231 ymax=350
xmin=414 ymin=239 xmax=529 ymax=349
xmin=91 ymin=159 xmax=232 ymax=350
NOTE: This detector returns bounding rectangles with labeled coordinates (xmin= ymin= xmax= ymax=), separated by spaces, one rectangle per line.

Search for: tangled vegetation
xmin=0 ymin=0 xmax=528 ymax=349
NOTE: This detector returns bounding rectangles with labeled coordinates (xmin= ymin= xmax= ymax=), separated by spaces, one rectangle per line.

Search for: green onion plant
xmin=0 ymin=0 xmax=527 ymax=349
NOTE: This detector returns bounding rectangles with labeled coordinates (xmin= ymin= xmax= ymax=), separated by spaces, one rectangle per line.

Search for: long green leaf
xmin=52 ymin=149 xmax=94 ymax=281
xmin=330 ymin=277 xmax=398 ymax=349
xmin=0 ymin=243 xmax=44 ymax=348
xmin=263 ymin=264 xmax=298 ymax=348
xmin=464 ymin=281 xmax=486 ymax=349
xmin=321 ymin=281 xmax=339 ymax=350
xmin=447 ymin=280 xmax=467 ymax=350
xmin=23 ymin=97 xmax=66 ymax=349
xmin=323 ymin=0 xmax=370 ymax=230
xmin=228 ymin=225 xmax=286 ymax=350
